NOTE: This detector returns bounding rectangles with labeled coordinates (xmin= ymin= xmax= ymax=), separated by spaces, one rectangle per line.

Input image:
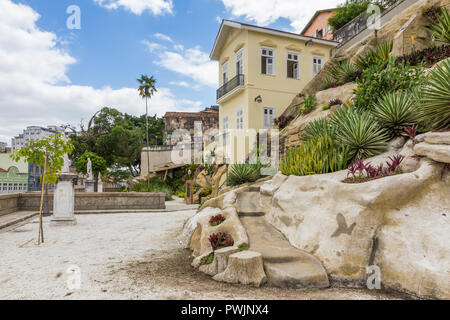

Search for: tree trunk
xmin=37 ymin=152 xmax=48 ymax=245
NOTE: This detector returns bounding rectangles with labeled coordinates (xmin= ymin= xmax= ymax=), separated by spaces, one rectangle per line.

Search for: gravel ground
xmin=0 ymin=211 xmax=407 ymax=300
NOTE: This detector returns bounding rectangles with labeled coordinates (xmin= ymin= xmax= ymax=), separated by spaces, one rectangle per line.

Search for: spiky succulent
xmin=330 ymin=106 xmax=389 ymax=161
xmin=416 ymin=59 xmax=450 ymax=129
xmin=425 ymin=7 xmax=450 ymax=44
xmin=372 ymin=91 xmax=419 ymax=138
xmin=226 ymin=163 xmax=262 ymax=186
xmin=301 ymin=118 xmax=336 ymax=141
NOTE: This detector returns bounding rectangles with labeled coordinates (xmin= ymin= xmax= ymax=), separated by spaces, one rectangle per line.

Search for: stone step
xmin=236 ymin=192 xmax=265 ymax=216
xmin=240 ymin=215 xmax=329 ymax=289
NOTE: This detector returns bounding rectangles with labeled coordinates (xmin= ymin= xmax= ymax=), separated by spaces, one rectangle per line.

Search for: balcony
xmin=216 ymin=74 xmax=244 ymax=102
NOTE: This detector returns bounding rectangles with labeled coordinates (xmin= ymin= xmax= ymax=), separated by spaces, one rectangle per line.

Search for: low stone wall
xmin=1 ymin=192 xmax=166 ymax=213
xmin=0 ymin=194 xmax=20 ymax=216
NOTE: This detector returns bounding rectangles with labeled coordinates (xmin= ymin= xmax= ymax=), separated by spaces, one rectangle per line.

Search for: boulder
xmin=198 ymin=255 xmax=218 ymax=276
xmin=188 ymin=206 xmax=248 ymax=257
xmin=265 ymin=156 xmax=450 ymax=298
xmin=213 ymin=251 xmax=267 ymax=287
xmin=260 ymin=173 xmax=288 ymax=214
xmin=195 ymin=170 xmax=211 ymax=189
xmin=414 ymin=142 xmax=450 ymax=164
xmin=424 ymin=132 xmax=450 ymax=145
xmin=177 ymin=207 xmax=221 ymax=248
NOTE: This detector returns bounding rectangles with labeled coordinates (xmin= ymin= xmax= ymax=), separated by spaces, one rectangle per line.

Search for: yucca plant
xmin=354 ymin=48 xmax=379 ymax=70
xmin=301 ymin=118 xmax=336 ymax=141
xmin=425 ymin=7 xmax=450 ymax=44
xmin=330 ymin=106 xmax=389 ymax=161
xmin=375 ymin=40 xmax=393 ymax=61
xmin=226 ymin=163 xmax=262 ymax=186
xmin=280 ymin=134 xmax=349 ymax=176
xmin=372 ymin=91 xmax=419 ymax=138
xmin=416 ymin=59 xmax=450 ymax=129
xmin=326 ymin=59 xmax=359 ymax=84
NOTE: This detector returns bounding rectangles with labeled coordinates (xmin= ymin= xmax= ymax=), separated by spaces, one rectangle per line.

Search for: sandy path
xmin=0 ymin=211 xmax=407 ymax=300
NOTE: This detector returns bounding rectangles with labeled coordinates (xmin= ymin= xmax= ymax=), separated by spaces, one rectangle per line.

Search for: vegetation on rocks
xmin=226 ymin=163 xmax=263 ymax=186
xmin=415 ymin=59 xmax=450 ymax=130
xmin=300 ymin=94 xmax=317 ymax=115
xmin=330 ymin=106 xmax=388 ymax=161
xmin=280 ymin=134 xmax=349 ymax=176
xmin=344 ymin=155 xmax=404 ymax=183
xmin=209 ymin=214 xmax=226 ymax=227
xmin=208 ymin=232 xmax=234 ymax=251
xmin=425 ymin=7 xmax=450 ymax=45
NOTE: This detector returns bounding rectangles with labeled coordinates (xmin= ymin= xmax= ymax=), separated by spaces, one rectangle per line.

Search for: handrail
xmin=217 ymin=74 xmax=244 ymax=100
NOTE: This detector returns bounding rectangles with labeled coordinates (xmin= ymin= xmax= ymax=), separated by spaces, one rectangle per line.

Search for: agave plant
xmin=330 ymin=106 xmax=389 ymax=161
xmin=326 ymin=60 xmax=359 ymax=84
xmin=301 ymin=118 xmax=336 ymax=141
xmin=375 ymin=40 xmax=394 ymax=61
xmin=425 ymin=7 xmax=450 ymax=44
xmin=226 ymin=163 xmax=262 ymax=186
xmin=280 ymin=134 xmax=349 ymax=176
xmin=416 ymin=59 xmax=450 ymax=129
xmin=372 ymin=91 xmax=419 ymax=138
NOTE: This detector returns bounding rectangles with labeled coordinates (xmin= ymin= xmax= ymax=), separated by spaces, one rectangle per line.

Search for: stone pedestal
xmin=97 ymin=181 xmax=103 ymax=193
xmin=85 ymin=180 xmax=95 ymax=193
xmin=51 ymin=173 xmax=78 ymax=226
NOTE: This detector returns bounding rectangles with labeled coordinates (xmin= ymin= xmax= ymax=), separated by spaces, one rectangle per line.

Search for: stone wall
xmin=0 ymin=194 xmax=20 ymax=216
xmin=0 ymin=192 xmax=166 ymax=213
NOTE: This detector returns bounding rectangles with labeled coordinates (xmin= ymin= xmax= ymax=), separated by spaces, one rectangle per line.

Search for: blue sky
xmin=0 ymin=0 xmax=340 ymax=144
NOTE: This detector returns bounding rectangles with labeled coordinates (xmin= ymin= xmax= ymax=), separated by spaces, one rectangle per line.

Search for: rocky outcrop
xmin=279 ymin=83 xmax=357 ymax=157
xmin=414 ymin=132 xmax=450 ymax=164
xmin=263 ymin=140 xmax=449 ymax=298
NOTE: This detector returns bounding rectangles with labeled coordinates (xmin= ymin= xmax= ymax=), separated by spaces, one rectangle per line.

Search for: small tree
xmin=75 ymin=152 xmax=107 ymax=190
xmin=10 ymin=134 xmax=74 ymax=245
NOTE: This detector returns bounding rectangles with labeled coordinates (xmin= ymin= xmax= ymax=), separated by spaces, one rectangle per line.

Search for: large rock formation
xmin=263 ymin=138 xmax=450 ymax=299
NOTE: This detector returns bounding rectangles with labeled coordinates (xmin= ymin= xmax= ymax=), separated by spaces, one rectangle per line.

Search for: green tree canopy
xmin=69 ymin=107 xmax=165 ymax=177
xmin=10 ymin=134 xmax=74 ymax=184
xmin=75 ymin=152 xmax=107 ymax=176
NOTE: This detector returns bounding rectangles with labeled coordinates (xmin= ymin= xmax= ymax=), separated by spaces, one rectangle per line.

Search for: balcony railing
xmin=216 ymin=74 xmax=244 ymax=100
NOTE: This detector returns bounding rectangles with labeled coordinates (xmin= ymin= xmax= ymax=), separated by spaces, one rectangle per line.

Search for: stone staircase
xmin=236 ymin=190 xmax=329 ymax=288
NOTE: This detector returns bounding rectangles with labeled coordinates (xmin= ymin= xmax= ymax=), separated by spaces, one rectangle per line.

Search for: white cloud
xmin=0 ymin=0 xmax=201 ymax=145
xmin=221 ymin=0 xmax=341 ymax=33
xmin=153 ymin=32 xmax=173 ymax=42
xmin=141 ymin=39 xmax=166 ymax=53
xmin=155 ymin=47 xmax=218 ymax=88
xmin=94 ymin=0 xmax=173 ymax=15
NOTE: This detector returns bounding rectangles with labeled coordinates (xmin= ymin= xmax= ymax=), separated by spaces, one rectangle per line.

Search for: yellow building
xmin=210 ymin=20 xmax=338 ymax=133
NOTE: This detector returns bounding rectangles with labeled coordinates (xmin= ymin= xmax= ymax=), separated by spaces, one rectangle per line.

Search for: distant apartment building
xmin=0 ymin=153 xmax=28 ymax=194
xmin=163 ymin=106 xmax=219 ymax=145
xmin=12 ymin=126 xmax=64 ymax=150
xmin=0 ymin=142 xmax=7 ymax=152
xmin=301 ymin=8 xmax=337 ymax=40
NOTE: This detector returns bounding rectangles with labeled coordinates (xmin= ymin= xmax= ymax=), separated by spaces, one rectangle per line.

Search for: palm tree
xmin=137 ymin=75 xmax=157 ymax=185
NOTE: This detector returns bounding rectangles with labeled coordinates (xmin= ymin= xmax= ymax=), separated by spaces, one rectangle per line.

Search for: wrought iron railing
xmin=216 ymin=74 xmax=244 ymax=100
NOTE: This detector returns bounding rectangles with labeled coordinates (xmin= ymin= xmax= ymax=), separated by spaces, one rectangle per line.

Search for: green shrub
xmin=300 ymin=94 xmax=317 ymax=115
xmin=326 ymin=59 xmax=359 ymax=84
xmin=177 ymin=191 xmax=186 ymax=199
xmin=238 ymin=243 xmax=249 ymax=252
xmin=279 ymin=134 xmax=349 ymax=176
xmin=328 ymin=0 xmax=371 ymax=31
xmin=372 ymin=91 xmax=419 ymax=138
xmin=354 ymin=41 xmax=393 ymax=71
xmin=322 ymin=105 xmax=331 ymax=111
xmin=354 ymin=59 xmax=426 ymax=113
xmin=416 ymin=59 xmax=450 ymax=129
xmin=226 ymin=163 xmax=262 ymax=186
xmin=131 ymin=178 xmax=174 ymax=201
xmin=200 ymin=186 xmax=212 ymax=197
xmin=301 ymin=118 xmax=336 ymax=141
xmin=330 ymin=106 xmax=389 ymax=161
xmin=425 ymin=7 xmax=450 ymax=44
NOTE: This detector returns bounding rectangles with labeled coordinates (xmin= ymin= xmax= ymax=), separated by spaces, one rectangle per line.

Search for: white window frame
xmin=260 ymin=47 xmax=275 ymax=76
xmin=222 ymin=62 xmax=229 ymax=85
xmin=312 ymin=56 xmax=323 ymax=77
xmin=222 ymin=116 xmax=229 ymax=145
xmin=286 ymin=51 xmax=300 ymax=80
xmin=236 ymin=49 xmax=244 ymax=76
xmin=236 ymin=108 xmax=244 ymax=131
xmin=263 ymin=107 xmax=275 ymax=129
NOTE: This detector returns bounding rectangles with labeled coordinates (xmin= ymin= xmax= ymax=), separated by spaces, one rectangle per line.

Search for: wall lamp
xmin=254 ymin=95 xmax=262 ymax=103
xmin=305 ymin=39 xmax=314 ymax=47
